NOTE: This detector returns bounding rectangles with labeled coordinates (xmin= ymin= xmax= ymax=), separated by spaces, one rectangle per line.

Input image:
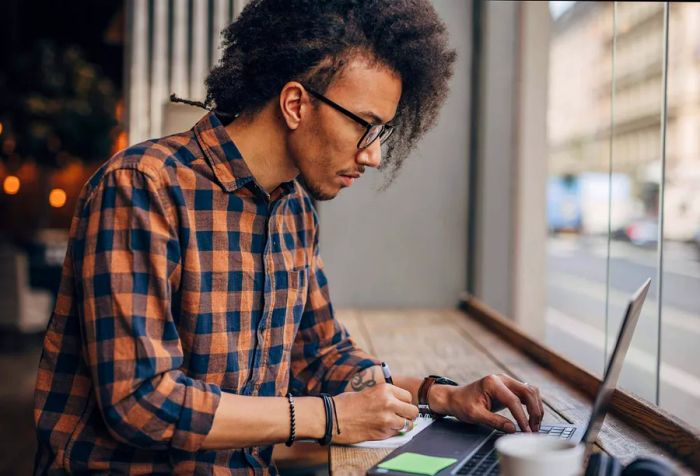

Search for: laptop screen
xmin=580 ymin=278 xmax=651 ymax=448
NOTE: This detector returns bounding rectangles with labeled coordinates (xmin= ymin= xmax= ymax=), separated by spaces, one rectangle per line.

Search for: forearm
xmin=347 ymin=367 xmax=419 ymax=402
xmin=201 ymin=392 xmax=326 ymax=450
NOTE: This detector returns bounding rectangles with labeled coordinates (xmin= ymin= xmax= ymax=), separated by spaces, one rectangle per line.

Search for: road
xmin=545 ymin=234 xmax=700 ymax=430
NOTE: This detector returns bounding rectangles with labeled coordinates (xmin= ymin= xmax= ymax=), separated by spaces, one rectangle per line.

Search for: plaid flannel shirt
xmin=33 ymin=111 xmax=380 ymax=475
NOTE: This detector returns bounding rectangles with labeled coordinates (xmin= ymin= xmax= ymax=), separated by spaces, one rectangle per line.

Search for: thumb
xmin=474 ymin=409 xmax=516 ymax=433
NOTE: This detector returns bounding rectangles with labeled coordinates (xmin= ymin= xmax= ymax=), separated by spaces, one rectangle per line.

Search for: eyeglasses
xmin=303 ymin=85 xmax=395 ymax=149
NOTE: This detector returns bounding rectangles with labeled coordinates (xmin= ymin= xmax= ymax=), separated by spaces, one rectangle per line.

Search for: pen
xmin=382 ymin=361 xmax=414 ymax=435
xmin=381 ymin=362 xmax=394 ymax=385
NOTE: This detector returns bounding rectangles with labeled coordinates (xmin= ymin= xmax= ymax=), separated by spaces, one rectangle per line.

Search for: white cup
xmin=495 ymin=433 xmax=585 ymax=476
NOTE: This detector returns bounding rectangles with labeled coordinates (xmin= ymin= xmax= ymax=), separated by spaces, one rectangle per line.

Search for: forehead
xmin=324 ymin=57 xmax=402 ymax=122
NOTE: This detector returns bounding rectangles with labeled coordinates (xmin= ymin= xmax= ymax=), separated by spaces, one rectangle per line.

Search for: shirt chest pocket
xmin=274 ymin=266 xmax=309 ymax=332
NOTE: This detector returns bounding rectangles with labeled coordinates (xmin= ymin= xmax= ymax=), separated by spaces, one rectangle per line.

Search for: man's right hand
xmin=331 ymin=384 xmax=419 ymax=444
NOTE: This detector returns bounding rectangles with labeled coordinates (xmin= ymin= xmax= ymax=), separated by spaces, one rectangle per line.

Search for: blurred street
xmin=0 ymin=335 xmax=43 ymax=475
xmin=546 ymin=234 xmax=700 ymax=429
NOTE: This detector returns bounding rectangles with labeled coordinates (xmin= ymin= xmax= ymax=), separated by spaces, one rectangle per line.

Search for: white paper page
xmin=347 ymin=416 xmax=436 ymax=449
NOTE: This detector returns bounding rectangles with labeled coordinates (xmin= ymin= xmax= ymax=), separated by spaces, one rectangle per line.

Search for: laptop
xmin=367 ymin=278 xmax=652 ymax=476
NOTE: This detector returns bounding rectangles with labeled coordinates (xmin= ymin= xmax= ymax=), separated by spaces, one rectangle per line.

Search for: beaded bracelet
xmin=285 ymin=393 xmax=296 ymax=447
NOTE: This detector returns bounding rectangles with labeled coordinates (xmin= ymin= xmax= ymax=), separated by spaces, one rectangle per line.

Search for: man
xmin=34 ymin=1 xmax=544 ymax=474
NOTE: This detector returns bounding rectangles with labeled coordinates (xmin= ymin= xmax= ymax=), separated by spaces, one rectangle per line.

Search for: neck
xmin=223 ymin=104 xmax=298 ymax=193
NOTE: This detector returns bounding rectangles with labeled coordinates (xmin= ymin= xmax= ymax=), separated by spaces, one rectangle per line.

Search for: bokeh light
xmin=49 ymin=188 xmax=67 ymax=208
xmin=3 ymin=175 xmax=20 ymax=195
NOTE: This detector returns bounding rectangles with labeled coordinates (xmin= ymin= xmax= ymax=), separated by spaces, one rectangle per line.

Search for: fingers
xmin=489 ymin=377 xmax=532 ymax=432
xmin=372 ymin=384 xmax=420 ymax=438
xmin=387 ymin=384 xmax=413 ymax=404
xmin=393 ymin=399 xmax=420 ymax=421
xmin=504 ymin=379 xmax=544 ymax=431
xmin=473 ymin=408 xmax=517 ymax=433
xmin=390 ymin=416 xmax=415 ymax=434
xmin=500 ymin=377 xmax=544 ymax=432
xmin=384 ymin=385 xmax=419 ymax=421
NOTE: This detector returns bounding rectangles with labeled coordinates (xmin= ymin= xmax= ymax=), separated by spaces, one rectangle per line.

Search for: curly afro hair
xmin=203 ymin=0 xmax=456 ymax=186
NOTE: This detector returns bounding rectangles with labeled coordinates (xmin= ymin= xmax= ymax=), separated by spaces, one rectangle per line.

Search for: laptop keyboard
xmin=453 ymin=425 xmax=575 ymax=476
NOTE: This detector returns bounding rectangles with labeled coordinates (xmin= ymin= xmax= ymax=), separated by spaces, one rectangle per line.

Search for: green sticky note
xmin=377 ymin=452 xmax=457 ymax=476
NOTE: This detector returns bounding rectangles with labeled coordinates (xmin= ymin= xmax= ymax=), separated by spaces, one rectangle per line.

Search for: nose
xmin=355 ymin=139 xmax=382 ymax=168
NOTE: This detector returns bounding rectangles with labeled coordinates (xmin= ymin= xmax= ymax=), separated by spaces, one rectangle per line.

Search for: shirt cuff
xmin=171 ymin=379 xmax=222 ymax=452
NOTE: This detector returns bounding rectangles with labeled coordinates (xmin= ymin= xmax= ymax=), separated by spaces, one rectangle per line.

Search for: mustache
xmin=340 ymin=165 xmax=365 ymax=176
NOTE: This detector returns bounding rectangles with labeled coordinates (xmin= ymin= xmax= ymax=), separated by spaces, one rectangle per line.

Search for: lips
xmin=339 ymin=171 xmax=361 ymax=187
xmin=339 ymin=175 xmax=355 ymax=187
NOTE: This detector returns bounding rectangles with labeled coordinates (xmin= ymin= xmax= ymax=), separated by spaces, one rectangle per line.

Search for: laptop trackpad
xmin=399 ymin=417 xmax=495 ymax=459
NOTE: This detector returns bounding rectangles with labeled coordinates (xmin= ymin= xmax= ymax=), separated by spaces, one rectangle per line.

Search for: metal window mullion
xmin=605 ymin=2 xmax=618 ymax=372
xmin=655 ymin=1 xmax=670 ymax=407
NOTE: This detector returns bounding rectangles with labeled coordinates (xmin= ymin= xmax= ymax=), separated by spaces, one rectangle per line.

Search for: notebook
xmin=350 ymin=414 xmax=436 ymax=449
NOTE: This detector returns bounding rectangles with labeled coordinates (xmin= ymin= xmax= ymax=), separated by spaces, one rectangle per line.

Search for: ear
xmin=279 ymin=82 xmax=307 ymax=130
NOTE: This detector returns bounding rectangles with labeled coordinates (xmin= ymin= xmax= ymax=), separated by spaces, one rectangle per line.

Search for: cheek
xmin=313 ymin=112 xmax=360 ymax=157
xmin=306 ymin=136 xmax=347 ymax=172
xmin=293 ymin=119 xmax=357 ymax=174
xmin=288 ymin=134 xmax=331 ymax=179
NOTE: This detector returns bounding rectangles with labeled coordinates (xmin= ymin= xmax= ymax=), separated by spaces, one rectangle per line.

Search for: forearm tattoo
xmin=350 ymin=367 xmax=377 ymax=392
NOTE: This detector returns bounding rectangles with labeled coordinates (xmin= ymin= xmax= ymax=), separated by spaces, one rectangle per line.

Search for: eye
xmin=359 ymin=126 xmax=382 ymax=148
xmin=379 ymin=126 xmax=394 ymax=142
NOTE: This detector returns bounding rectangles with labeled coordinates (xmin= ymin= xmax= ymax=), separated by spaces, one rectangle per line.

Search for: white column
xmin=171 ymin=0 xmax=188 ymax=99
xmin=474 ymin=1 xmax=519 ymax=317
xmin=150 ymin=0 xmax=168 ymax=137
xmin=233 ymin=0 xmax=247 ymax=19
xmin=127 ymin=0 xmax=150 ymax=145
xmin=190 ymin=0 xmax=209 ymax=101
xmin=212 ymin=0 xmax=230 ymax=66
xmin=513 ymin=2 xmax=550 ymax=339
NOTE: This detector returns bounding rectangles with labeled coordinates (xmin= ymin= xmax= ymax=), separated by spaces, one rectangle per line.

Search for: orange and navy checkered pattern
xmin=33 ymin=111 xmax=380 ymax=474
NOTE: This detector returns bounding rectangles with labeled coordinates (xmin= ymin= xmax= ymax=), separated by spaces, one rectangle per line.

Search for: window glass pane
xmin=546 ymin=1 xmax=614 ymax=377
xmin=660 ymin=2 xmax=700 ymax=430
xmin=607 ymin=1 xmax=665 ymax=406
xmin=546 ymin=1 xmax=699 ymax=431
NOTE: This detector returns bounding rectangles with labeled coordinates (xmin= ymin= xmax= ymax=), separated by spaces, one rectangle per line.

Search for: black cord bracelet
xmin=319 ymin=394 xmax=333 ymax=445
xmin=330 ymin=395 xmax=341 ymax=435
xmin=285 ymin=393 xmax=296 ymax=447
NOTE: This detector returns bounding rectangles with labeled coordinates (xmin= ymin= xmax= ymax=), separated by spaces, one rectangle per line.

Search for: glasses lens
xmin=359 ymin=126 xmax=383 ymax=148
xmin=379 ymin=126 xmax=394 ymax=143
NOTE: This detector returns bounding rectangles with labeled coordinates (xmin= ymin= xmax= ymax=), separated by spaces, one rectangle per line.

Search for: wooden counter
xmin=325 ymin=307 xmax=698 ymax=476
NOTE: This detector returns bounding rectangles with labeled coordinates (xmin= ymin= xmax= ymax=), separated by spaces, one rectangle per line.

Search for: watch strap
xmin=418 ymin=375 xmax=458 ymax=418
xmin=418 ymin=376 xmax=437 ymax=408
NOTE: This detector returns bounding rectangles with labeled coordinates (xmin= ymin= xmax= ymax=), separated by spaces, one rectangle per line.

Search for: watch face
xmin=430 ymin=375 xmax=458 ymax=386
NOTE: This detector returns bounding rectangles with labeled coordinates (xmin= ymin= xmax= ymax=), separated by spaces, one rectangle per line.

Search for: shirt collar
xmin=193 ymin=111 xmax=296 ymax=200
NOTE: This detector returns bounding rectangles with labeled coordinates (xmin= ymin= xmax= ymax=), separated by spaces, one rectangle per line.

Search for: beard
xmin=298 ymin=171 xmax=338 ymax=201
xmin=293 ymin=157 xmax=340 ymax=201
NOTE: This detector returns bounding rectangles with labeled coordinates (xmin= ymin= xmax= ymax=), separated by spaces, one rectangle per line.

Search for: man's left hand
xmin=433 ymin=374 xmax=544 ymax=433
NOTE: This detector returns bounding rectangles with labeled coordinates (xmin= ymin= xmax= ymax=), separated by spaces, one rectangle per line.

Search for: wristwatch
xmin=418 ymin=375 xmax=458 ymax=418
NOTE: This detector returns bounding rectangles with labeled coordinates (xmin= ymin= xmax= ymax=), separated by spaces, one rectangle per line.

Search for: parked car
xmin=621 ymin=218 xmax=659 ymax=247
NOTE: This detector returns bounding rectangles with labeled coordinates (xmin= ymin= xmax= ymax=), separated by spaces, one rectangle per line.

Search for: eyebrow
xmin=360 ymin=111 xmax=391 ymax=125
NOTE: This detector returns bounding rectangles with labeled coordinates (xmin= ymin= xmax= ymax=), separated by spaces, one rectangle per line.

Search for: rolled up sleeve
xmin=289 ymin=220 xmax=380 ymax=396
xmin=74 ymin=167 xmax=221 ymax=452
